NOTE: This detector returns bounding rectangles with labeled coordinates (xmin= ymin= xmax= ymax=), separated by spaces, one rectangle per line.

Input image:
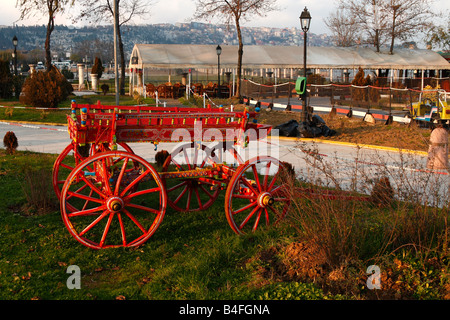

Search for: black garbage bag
xmin=321 ymin=125 xmax=337 ymax=137
xmin=311 ymin=115 xmax=326 ymax=126
xmin=276 ymin=116 xmax=337 ymax=138
xmin=298 ymin=117 xmax=337 ymax=138
xmin=275 ymin=120 xmax=299 ymax=137
xmin=298 ymin=121 xmax=322 ymax=138
xmin=311 ymin=115 xmax=337 ymax=137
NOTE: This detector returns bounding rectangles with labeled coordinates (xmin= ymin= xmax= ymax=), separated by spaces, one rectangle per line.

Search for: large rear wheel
xmin=52 ymin=142 xmax=134 ymax=200
xmin=60 ymin=151 xmax=166 ymax=249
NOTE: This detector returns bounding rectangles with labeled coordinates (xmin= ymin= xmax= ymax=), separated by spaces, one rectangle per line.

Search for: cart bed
xmin=68 ymin=102 xmax=271 ymax=145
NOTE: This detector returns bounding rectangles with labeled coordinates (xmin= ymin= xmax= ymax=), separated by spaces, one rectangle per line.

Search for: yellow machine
xmin=410 ymin=89 xmax=450 ymax=123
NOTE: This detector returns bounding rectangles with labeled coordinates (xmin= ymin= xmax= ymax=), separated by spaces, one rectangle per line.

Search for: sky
xmin=0 ymin=0 xmax=449 ymax=36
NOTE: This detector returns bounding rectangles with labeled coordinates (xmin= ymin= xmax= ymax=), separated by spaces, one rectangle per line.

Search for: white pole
xmin=232 ymin=69 xmax=236 ymax=97
xmin=421 ymin=69 xmax=424 ymax=91
xmin=77 ymin=64 xmax=84 ymax=91
xmin=130 ymin=68 xmax=133 ymax=96
xmin=143 ymin=68 xmax=146 ymax=98
xmin=188 ymin=71 xmax=191 ymax=98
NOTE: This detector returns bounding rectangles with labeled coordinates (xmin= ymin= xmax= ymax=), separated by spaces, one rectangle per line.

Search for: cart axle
xmin=107 ymin=197 xmax=124 ymax=213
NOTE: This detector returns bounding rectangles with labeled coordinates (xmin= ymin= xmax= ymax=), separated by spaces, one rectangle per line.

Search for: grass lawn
xmin=0 ymin=95 xmax=449 ymax=302
xmin=0 ymin=94 xmax=157 ymax=125
xmin=1 ymin=148 xmax=449 ymax=301
xmin=0 ymin=149 xmax=340 ymax=301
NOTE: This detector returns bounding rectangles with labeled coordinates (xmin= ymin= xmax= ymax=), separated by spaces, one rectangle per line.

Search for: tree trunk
xmin=235 ymin=17 xmax=243 ymax=98
xmin=372 ymin=0 xmax=380 ymax=52
xmin=45 ymin=14 xmax=55 ymax=71
xmin=389 ymin=18 xmax=396 ymax=54
xmin=389 ymin=7 xmax=399 ymax=55
xmin=117 ymin=25 xmax=126 ymax=96
xmin=375 ymin=29 xmax=380 ymax=52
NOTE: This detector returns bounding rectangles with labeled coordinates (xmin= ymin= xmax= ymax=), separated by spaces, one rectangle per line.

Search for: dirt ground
xmin=250 ymin=107 xmax=433 ymax=152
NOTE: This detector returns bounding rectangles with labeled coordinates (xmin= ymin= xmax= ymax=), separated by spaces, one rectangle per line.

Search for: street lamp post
xmin=300 ymin=7 xmax=311 ymax=123
xmin=216 ymin=45 xmax=222 ymax=98
xmin=12 ymin=35 xmax=18 ymax=76
xmin=113 ymin=0 xmax=119 ymax=104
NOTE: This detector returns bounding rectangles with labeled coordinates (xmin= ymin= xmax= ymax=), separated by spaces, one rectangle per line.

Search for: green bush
xmin=351 ymin=67 xmax=371 ymax=103
xmin=307 ymin=73 xmax=325 ymax=85
xmin=91 ymin=57 xmax=104 ymax=80
xmin=61 ymin=67 xmax=74 ymax=80
xmin=254 ymin=282 xmax=341 ymax=300
xmin=369 ymin=79 xmax=381 ymax=103
xmin=19 ymin=66 xmax=73 ymax=108
xmin=0 ymin=59 xmax=13 ymax=99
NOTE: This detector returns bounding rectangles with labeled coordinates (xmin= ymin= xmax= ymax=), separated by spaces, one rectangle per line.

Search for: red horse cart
xmin=52 ymin=102 xmax=291 ymax=249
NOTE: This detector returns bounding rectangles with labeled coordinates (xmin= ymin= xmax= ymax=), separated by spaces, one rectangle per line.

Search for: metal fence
xmin=241 ymin=78 xmax=450 ymax=113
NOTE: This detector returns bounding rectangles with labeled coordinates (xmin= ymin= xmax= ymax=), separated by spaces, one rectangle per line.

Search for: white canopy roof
xmin=129 ymin=44 xmax=450 ymax=71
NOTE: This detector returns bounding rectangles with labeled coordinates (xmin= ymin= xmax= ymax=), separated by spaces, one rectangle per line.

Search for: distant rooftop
xmin=130 ymin=44 xmax=450 ymax=70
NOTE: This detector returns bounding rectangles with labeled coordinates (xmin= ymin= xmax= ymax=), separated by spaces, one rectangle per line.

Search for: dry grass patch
xmin=244 ymin=105 xmax=433 ymax=152
xmin=320 ymin=114 xmax=431 ymax=151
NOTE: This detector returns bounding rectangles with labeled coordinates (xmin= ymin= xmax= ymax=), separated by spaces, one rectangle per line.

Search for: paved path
xmin=1 ymin=120 xmax=448 ymax=206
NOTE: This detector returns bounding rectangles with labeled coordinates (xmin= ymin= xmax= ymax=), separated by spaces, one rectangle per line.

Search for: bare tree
xmin=324 ymin=9 xmax=360 ymax=47
xmin=16 ymin=0 xmax=75 ymax=71
xmin=384 ymin=0 xmax=435 ymax=54
xmin=75 ymin=0 xmax=152 ymax=95
xmin=337 ymin=0 xmax=389 ymax=52
xmin=193 ymin=0 xmax=278 ymax=98
xmin=337 ymin=0 xmax=436 ymax=54
xmin=426 ymin=15 xmax=450 ymax=51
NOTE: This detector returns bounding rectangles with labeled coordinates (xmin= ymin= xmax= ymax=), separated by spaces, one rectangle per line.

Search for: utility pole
xmin=300 ymin=7 xmax=311 ymax=123
xmin=113 ymin=0 xmax=119 ymax=105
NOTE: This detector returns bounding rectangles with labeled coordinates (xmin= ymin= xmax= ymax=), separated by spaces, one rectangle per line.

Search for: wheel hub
xmin=106 ymin=197 xmax=124 ymax=213
xmin=258 ymin=192 xmax=274 ymax=207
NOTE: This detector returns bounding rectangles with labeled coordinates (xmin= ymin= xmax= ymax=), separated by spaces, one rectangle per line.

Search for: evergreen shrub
xmin=91 ymin=57 xmax=104 ymax=79
xmin=20 ymin=66 xmax=73 ymax=108
xmin=0 ymin=59 xmax=13 ymax=99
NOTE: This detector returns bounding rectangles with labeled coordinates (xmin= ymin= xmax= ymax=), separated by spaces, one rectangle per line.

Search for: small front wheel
xmin=224 ymin=156 xmax=291 ymax=235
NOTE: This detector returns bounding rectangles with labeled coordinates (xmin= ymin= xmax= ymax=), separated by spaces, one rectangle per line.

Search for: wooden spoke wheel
xmin=224 ymin=156 xmax=291 ymax=235
xmin=52 ymin=142 xmax=134 ymax=201
xmin=53 ymin=143 xmax=87 ymax=200
xmin=60 ymin=151 xmax=167 ymax=249
xmin=161 ymin=142 xmax=222 ymax=212
xmin=208 ymin=141 xmax=244 ymax=167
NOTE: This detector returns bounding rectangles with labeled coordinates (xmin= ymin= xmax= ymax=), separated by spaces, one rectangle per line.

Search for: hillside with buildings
xmin=0 ymin=22 xmax=334 ymax=64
